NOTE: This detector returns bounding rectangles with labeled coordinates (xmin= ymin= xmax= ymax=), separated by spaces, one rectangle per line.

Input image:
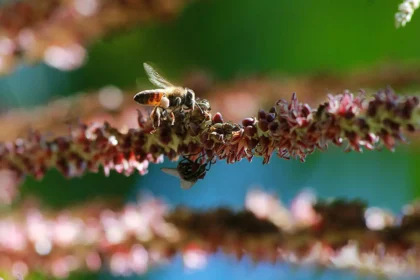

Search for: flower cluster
xmin=1 ymin=64 xmax=420 ymax=142
xmin=0 ymin=88 xmax=418 ymax=190
xmin=0 ymin=0 xmax=189 ymax=74
xmin=395 ymin=0 xmax=420 ymax=27
xmin=0 ymin=196 xmax=175 ymax=278
xmin=204 ymin=64 xmax=420 ymax=122
xmin=1 ymin=190 xmax=420 ymax=278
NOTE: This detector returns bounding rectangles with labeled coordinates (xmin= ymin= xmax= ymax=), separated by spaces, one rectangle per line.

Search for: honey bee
xmin=161 ymin=155 xmax=215 ymax=189
xmin=133 ymin=63 xmax=200 ymax=129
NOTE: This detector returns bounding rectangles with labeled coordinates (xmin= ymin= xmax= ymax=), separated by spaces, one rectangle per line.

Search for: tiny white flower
xmin=395 ymin=0 xmax=420 ymax=28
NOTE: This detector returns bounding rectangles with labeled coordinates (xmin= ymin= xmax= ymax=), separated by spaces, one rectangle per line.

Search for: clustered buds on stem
xmin=2 ymin=64 xmax=420 ymax=142
xmin=1 ymin=190 xmax=420 ymax=278
xmin=0 ymin=0 xmax=189 ymax=74
xmin=395 ymin=0 xmax=420 ymax=27
xmin=0 ymin=88 xmax=419 ymax=189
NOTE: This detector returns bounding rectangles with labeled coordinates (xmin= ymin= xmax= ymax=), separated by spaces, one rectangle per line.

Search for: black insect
xmin=161 ymin=154 xmax=215 ymax=189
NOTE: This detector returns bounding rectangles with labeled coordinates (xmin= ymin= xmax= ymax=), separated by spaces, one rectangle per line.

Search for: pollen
xmin=160 ymin=97 xmax=170 ymax=109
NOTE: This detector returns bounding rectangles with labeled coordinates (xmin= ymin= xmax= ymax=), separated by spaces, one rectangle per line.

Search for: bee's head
xmin=185 ymin=88 xmax=195 ymax=109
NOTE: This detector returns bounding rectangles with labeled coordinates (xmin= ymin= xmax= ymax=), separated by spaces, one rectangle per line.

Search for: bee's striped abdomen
xmin=133 ymin=90 xmax=164 ymax=106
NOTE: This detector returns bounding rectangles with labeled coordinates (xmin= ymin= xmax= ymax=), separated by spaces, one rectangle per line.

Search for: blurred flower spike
xmin=0 ymin=87 xmax=419 ymax=194
xmin=1 ymin=190 xmax=420 ymax=277
xmin=0 ymin=0 xmax=190 ymax=75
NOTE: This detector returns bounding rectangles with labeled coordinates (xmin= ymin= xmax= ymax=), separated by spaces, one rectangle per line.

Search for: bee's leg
xmin=179 ymin=157 xmax=190 ymax=164
xmin=173 ymin=97 xmax=183 ymax=112
xmin=149 ymin=107 xmax=156 ymax=127
xmin=182 ymin=151 xmax=205 ymax=159
xmin=195 ymin=101 xmax=204 ymax=114
xmin=150 ymin=107 xmax=161 ymax=130
xmin=206 ymin=161 xmax=213 ymax=171
xmin=161 ymin=108 xmax=168 ymax=119
xmin=174 ymin=97 xmax=182 ymax=106
xmin=169 ymin=111 xmax=175 ymax=125
xmin=205 ymin=155 xmax=216 ymax=171
xmin=210 ymin=155 xmax=217 ymax=164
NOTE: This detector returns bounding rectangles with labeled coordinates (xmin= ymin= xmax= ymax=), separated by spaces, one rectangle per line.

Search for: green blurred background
xmin=1 ymin=0 xmax=420 ymax=279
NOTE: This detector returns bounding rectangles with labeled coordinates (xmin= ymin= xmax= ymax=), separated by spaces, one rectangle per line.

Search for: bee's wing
xmin=161 ymin=168 xmax=196 ymax=189
xmin=161 ymin=167 xmax=181 ymax=178
xmin=144 ymin=63 xmax=174 ymax=89
xmin=179 ymin=178 xmax=196 ymax=190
